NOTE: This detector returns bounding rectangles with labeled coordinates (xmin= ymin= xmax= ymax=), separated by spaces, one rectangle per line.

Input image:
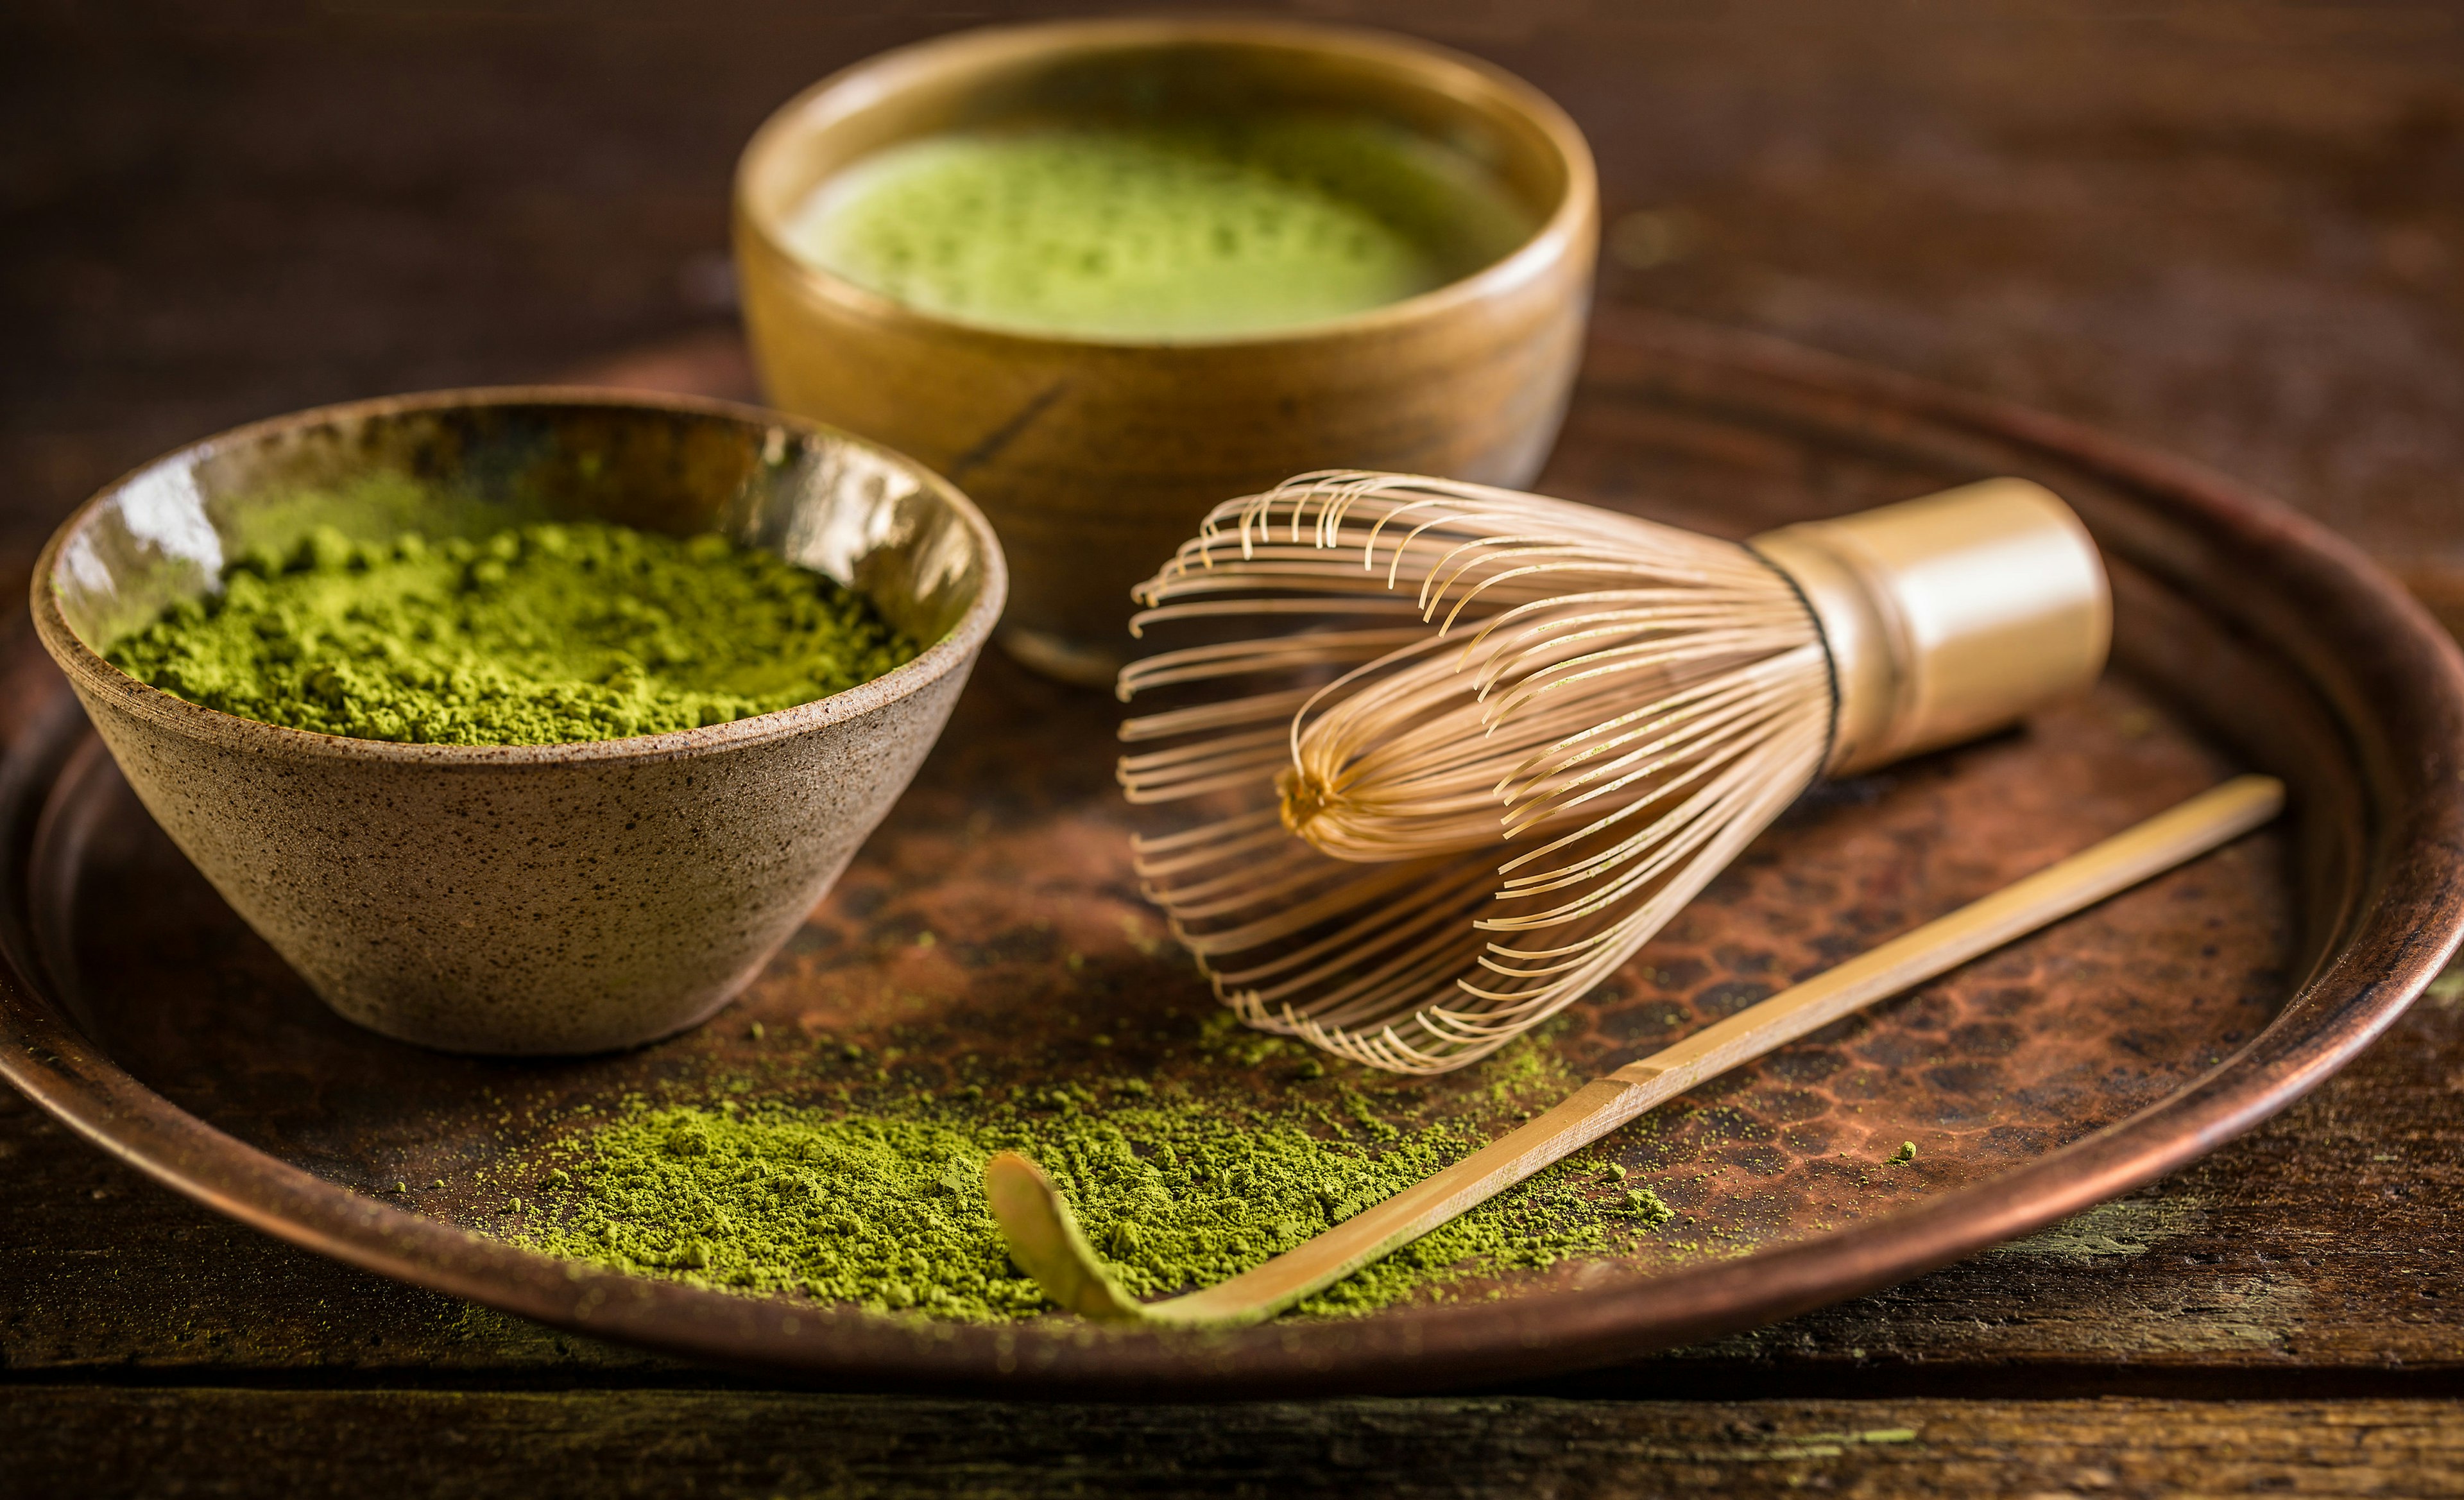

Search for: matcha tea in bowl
xmin=734 ymin=17 xmax=1597 ymax=684
xmin=31 ymin=390 xmax=1005 ymax=1054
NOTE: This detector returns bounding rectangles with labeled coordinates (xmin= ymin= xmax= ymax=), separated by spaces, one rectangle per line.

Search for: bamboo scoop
xmin=988 ymin=773 xmax=2282 ymax=1327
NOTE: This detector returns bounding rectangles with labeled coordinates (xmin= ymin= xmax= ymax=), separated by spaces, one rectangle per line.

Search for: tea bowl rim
xmin=731 ymin=14 xmax=1601 ymax=355
xmin=30 ymin=385 xmax=1009 ymax=768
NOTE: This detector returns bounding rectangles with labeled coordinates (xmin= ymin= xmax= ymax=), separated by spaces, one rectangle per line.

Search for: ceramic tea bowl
xmin=734 ymin=17 xmax=1598 ymax=685
xmin=31 ymin=390 xmax=1005 ymax=1054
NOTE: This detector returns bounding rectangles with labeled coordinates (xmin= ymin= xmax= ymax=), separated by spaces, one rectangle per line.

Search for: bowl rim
xmin=28 ymin=386 xmax=1010 ymax=766
xmin=730 ymin=15 xmax=1602 ymax=353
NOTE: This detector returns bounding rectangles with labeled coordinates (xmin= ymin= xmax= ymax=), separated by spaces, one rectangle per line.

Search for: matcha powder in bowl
xmin=105 ymin=520 xmax=920 ymax=745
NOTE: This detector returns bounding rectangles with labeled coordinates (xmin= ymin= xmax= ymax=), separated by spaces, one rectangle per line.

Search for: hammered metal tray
xmin=1 ymin=309 xmax=2457 ymax=1397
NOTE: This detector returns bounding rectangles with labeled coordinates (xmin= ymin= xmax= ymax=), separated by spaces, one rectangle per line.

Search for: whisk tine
xmin=1115 ymin=471 xmax=1850 ymax=1073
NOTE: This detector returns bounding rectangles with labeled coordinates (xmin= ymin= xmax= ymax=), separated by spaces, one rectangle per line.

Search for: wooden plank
xmin=8 ymin=1390 xmax=2463 ymax=1497
xmin=1 ymin=0 xmax=2461 ymax=1444
xmin=2 ymin=1 xmax=2458 ymax=582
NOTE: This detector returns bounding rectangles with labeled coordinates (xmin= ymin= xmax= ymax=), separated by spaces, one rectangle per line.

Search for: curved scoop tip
xmin=982 ymin=1151 xmax=1151 ymax=1323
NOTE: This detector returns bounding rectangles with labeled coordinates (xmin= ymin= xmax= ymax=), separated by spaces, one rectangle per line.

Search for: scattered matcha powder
xmin=518 ymin=1096 xmax=1646 ymax=1322
xmin=107 ymin=521 xmax=918 ymax=745
xmin=1623 ymin=1186 xmax=1674 ymax=1228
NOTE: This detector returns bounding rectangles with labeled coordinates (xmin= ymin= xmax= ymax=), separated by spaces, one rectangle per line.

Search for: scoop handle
xmin=1145 ymin=773 xmax=2284 ymax=1326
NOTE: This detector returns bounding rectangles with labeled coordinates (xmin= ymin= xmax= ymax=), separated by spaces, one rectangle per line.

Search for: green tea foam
xmin=780 ymin=117 xmax=1534 ymax=340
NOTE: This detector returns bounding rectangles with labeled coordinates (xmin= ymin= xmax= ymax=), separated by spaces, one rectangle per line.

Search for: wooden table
xmin=6 ymin=3 xmax=2461 ymax=1492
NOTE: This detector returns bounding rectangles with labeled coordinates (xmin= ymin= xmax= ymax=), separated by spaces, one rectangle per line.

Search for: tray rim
xmin=4 ymin=309 xmax=2460 ymax=1398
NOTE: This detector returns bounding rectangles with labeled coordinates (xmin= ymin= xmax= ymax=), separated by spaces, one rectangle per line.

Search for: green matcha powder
xmin=107 ymin=521 xmax=918 ymax=745
xmin=518 ymin=1094 xmax=1673 ymax=1322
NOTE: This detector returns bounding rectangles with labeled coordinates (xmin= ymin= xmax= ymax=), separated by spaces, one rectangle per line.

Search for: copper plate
xmin=1 ymin=309 xmax=2458 ymax=1397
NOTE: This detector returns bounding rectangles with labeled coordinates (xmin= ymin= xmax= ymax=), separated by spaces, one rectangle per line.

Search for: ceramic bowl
xmin=733 ymin=17 xmax=1598 ymax=685
xmin=31 ymin=389 xmax=1006 ymax=1055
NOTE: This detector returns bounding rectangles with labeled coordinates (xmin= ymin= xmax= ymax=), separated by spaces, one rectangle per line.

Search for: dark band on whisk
xmin=1743 ymin=536 xmax=1842 ymax=782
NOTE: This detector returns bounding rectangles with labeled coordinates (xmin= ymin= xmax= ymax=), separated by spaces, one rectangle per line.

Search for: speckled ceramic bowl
xmin=31 ymin=389 xmax=1005 ymax=1054
xmin=735 ymin=18 xmax=1598 ymax=685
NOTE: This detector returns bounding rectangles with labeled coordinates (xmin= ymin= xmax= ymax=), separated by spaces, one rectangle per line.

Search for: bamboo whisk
xmin=1116 ymin=471 xmax=2110 ymax=1074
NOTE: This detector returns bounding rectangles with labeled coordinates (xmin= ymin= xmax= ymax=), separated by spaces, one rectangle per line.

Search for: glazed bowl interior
xmin=736 ymin=19 xmax=1584 ymax=340
xmin=49 ymin=392 xmax=993 ymax=685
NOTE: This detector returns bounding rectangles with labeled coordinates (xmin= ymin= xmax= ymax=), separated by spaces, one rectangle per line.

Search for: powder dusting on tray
xmin=513 ymin=1095 xmax=1658 ymax=1322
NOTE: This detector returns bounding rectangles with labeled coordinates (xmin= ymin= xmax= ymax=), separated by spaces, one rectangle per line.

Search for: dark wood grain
xmin=4 ymin=0 xmax=2462 ymax=1491
xmin=13 ymin=1390 xmax=2464 ymax=1498
xmin=6 ymin=1 xmax=2458 ymax=579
